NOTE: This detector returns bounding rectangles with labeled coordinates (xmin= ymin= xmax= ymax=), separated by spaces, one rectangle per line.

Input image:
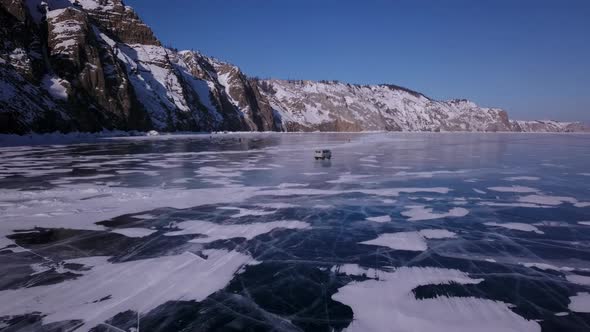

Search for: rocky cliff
xmin=0 ymin=0 xmax=586 ymax=134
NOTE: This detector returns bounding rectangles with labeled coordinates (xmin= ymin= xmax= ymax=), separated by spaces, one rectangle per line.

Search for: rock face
xmin=0 ymin=0 xmax=586 ymax=134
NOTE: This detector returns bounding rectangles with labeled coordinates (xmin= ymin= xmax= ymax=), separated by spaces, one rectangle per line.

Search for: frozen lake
xmin=0 ymin=133 xmax=589 ymax=331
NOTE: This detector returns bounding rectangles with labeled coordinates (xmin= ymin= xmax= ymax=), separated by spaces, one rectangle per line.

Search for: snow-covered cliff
xmin=0 ymin=0 xmax=586 ymax=134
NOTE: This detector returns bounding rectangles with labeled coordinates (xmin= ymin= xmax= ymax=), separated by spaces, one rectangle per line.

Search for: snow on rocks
xmin=41 ymin=75 xmax=69 ymax=100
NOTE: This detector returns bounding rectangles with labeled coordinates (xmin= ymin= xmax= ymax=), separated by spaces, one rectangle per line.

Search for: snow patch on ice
xmin=487 ymin=186 xmax=539 ymax=193
xmin=360 ymin=232 xmax=427 ymax=252
xmin=569 ymin=293 xmax=590 ymax=313
xmin=504 ymin=176 xmax=540 ymax=181
xmin=365 ymin=215 xmax=391 ymax=223
xmin=401 ymin=205 xmax=469 ymax=221
xmin=0 ymin=250 xmax=251 ymax=331
xmin=332 ymin=265 xmax=539 ymax=332
xmin=110 ymin=228 xmax=157 ymax=238
xmin=164 ymin=220 xmax=310 ymax=243
xmin=419 ymin=229 xmax=457 ymax=239
xmin=567 ymin=275 xmax=590 ymax=286
xmin=485 ymin=222 xmax=544 ymax=234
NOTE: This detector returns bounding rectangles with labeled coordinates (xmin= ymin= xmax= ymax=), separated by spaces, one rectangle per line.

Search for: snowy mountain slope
xmin=0 ymin=0 xmax=586 ymax=134
xmin=511 ymin=120 xmax=586 ymax=133
xmin=0 ymin=0 xmax=281 ymax=133
xmin=259 ymin=79 xmax=517 ymax=132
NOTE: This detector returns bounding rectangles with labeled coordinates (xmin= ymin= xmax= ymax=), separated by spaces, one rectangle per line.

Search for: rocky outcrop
xmin=74 ymin=0 xmax=160 ymax=46
xmin=0 ymin=0 xmax=586 ymax=134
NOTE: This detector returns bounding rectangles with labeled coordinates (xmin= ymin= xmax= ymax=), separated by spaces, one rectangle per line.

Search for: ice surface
xmin=0 ymin=133 xmax=588 ymax=331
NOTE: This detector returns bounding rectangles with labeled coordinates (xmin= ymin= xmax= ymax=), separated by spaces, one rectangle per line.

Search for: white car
xmin=314 ymin=149 xmax=332 ymax=160
xmin=146 ymin=130 xmax=160 ymax=136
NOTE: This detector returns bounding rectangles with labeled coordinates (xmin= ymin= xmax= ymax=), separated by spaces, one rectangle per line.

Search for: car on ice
xmin=314 ymin=149 xmax=332 ymax=160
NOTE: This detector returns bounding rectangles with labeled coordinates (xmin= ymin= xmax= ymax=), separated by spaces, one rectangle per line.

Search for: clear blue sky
xmin=125 ymin=0 xmax=589 ymax=122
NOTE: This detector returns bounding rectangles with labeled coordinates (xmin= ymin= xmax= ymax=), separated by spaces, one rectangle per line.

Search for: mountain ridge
xmin=0 ymin=0 xmax=586 ymax=134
